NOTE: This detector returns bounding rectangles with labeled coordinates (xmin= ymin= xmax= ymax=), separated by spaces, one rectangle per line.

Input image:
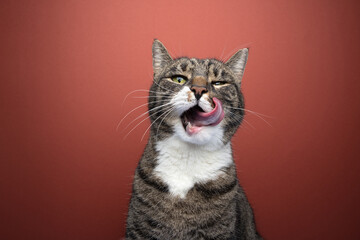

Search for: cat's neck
xmin=153 ymin=135 xmax=234 ymax=198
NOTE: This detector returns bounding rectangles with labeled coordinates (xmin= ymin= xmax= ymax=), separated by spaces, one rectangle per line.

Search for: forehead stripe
xmin=180 ymin=62 xmax=188 ymax=71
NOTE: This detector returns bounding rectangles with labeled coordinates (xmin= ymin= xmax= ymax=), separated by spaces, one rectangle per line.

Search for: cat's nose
xmin=191 ymin=85 xmax=208 ymax=100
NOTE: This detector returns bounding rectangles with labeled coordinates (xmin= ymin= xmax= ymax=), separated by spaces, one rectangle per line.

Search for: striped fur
xmin=125 ymin=40 xmax=262 ymax=239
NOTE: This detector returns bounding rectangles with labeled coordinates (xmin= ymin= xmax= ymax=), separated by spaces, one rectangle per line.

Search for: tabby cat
xmin=125 ymin=40 xmax=262 ymax=240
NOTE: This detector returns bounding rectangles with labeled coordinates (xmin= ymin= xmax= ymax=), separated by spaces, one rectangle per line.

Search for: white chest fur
xmin=154 ymin=136 xmax=233 ymax=198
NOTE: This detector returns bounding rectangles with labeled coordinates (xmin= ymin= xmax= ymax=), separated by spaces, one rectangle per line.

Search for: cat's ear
xmin=225 ymin=48 xmax=249 ymax=84
xmin=152 ymin=39 xmax=172 ymax=75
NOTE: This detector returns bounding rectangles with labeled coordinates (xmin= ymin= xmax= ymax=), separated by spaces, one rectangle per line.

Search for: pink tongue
xmin=193 ymin=97 xmax=225 ymax=126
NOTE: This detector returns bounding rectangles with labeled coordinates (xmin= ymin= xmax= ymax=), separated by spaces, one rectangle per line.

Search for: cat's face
xmin=148 ymin=40 xmax=248 ymax=149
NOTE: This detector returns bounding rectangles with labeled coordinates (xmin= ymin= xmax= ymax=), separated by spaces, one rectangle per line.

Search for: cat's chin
xmin=173 ymin=119 xmax=225 ymax=150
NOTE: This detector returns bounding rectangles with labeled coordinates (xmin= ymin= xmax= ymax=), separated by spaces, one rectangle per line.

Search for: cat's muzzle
xmin=180 ymin=97 xmax=225 ymax=135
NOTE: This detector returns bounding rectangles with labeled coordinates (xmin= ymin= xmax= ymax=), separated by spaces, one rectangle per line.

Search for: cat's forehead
xmin=173 ymin=57 xmax=222 ymax=72
xmin=164 ymin=57 xmax=233 ymax=82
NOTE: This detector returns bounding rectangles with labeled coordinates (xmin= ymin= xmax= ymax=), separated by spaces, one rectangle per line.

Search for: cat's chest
xmin=154 ymin=136 xmax=233 ymax=198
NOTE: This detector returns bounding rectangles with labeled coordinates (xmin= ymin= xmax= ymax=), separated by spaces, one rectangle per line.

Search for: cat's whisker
xmin=147 ymin=99 xmax=173 ymax=105
xmin=229 ymin=106 xmax=272 ymax=118
xmin=227 ymin=106 xmax=273 ymax=127
xmin=121 ymin=89 xmax=170 ymax=107
xmin=155 ymin=107 xmax=174 ymax=141
xmin=219 ymin=41 xmax=228 ymax=62
xmin=123 ymin=104 xmax=174 ymax=140
xmin=124 ymin=103 xmax=173 ymax=131
xmin=122 ymin=116 xmax=152 ymax=141
xmin=123 ymin=105 xmax=174 ymax=141
xmin=154 ymin=80 xmax=176 ymax=93
xmin=240 ymin=120 xmax=255 ymax=130
xmin=141 ymin=107 xmax=174 ymax=142
xmin=116 ymin=100 xmax=172 ymax=132
xmin=147 ymin=98 xmax=175 ymax=105
xmin=226 ymin=111 xmax=255 ymax=130
xmin=239 ymin=117 xmax=256 ymax=130
xmin=133 ymin=95 xmax=173 ymax=99
xmin=117 ymin=102 xmax=149 ymax=131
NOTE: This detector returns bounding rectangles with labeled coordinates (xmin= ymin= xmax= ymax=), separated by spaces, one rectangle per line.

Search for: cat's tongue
xmin=193 ymin=97 xmax=225 ymax=126
xmin=185 ymin=97 xmax=225 ymax=135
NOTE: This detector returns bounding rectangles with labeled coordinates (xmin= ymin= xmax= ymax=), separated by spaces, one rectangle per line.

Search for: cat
xmin=125 ymin=39 xmax=262 ymax=240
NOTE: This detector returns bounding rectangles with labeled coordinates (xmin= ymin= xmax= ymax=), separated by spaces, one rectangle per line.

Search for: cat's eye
xmin=212 ymin=81 xmax=227 ymax=86
xmin=171 ymin=76 xmax=187 ymax=85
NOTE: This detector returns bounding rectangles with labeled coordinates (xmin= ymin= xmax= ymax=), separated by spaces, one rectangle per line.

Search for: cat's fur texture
xmin=125 ymin=40 xmax=262 ymax=240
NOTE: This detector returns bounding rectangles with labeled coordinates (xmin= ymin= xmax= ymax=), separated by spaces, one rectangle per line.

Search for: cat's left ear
xmin=225 ymin=48 xmax=249 ymax=84
xmin=152 ymin=39 xmax=172 ymax=76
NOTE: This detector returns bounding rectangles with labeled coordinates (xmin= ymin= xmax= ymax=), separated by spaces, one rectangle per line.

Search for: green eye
xmin=212 ymin=81 xmax=226 ymax=86
xmin=172 ymin=76 xmax=187 ymax=85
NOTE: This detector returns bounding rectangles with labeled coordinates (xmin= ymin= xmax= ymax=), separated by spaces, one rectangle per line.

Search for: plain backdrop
xmin=1 ymin=0 xmax=360 ymax=239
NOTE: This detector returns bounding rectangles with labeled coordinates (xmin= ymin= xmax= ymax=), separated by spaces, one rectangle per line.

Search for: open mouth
xmin=180 ymin=97 xmax=225 ymax=135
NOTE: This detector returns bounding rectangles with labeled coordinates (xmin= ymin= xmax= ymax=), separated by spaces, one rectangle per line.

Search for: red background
xmin=1 ymin=0 xmax=360 ymax=239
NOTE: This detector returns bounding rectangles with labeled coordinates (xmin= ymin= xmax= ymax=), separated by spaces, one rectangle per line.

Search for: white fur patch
xmin=170 ymin=86 xmax=196 ymax=116
xmin=198 ymin=94 xmax=213 ymax=112
xmin=173 ymin=118 xmax=225 ymax=147
xmin=154 ymin=136 xmax=233 ymax=198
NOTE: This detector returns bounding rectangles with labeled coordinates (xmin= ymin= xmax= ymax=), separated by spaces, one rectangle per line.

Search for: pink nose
xmin=191 ymin=86 xmax=208 ymax=100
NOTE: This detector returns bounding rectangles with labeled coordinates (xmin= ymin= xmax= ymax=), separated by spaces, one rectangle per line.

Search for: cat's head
xmin=148 ymin=40 xmax=248 ymax=149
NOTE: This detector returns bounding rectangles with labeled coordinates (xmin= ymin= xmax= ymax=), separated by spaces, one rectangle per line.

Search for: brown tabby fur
xmin=125 ymin=40 xmax=262 ymax=240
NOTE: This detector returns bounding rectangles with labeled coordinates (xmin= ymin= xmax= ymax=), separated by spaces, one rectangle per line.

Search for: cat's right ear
xmin=152 ymin=39 xmax=172 ymax=76
xmin=225 ymin=48 xmax=249 ymax=85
